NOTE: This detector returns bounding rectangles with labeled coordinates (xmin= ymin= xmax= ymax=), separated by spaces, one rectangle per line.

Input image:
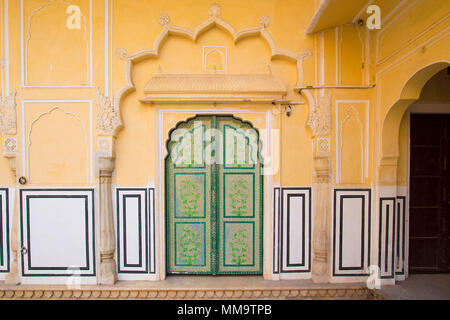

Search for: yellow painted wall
xmin=0 ymin=0 xmax=448 ymax=191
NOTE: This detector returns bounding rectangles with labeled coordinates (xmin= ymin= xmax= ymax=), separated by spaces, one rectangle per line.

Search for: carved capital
xmin=306 ymin=93 xmax=332 ymax=137
xmin=98 ymin=156 xmax=115 ymax=177
xmin=0 ymin=90 xmax=17 ymax=136
xmin=2 ymin=137 xmax=18 ymax=177
xmin=313 ymin=152 xmax=331 ymax=183
xmin=96 ymin=88 xmax=122 ymax=136
xmin=96 ymin=136 xmax=116 ymax=177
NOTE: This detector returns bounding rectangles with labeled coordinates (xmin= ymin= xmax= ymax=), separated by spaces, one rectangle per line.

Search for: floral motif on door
xmin=175 ymin=223 xmax=205 ymax=266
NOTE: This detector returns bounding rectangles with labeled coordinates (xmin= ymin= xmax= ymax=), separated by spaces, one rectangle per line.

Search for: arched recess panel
xmin=22 ymin=101 xmax=93 ymax=186
xmin=22 ymin=0 xmax=91 ymax=86
xmin=335 ymin=100 xmax=369 ymax=185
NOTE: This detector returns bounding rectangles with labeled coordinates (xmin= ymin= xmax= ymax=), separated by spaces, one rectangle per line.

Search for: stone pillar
xmin=95 ymin=89 xmax=122 ymax=285
xmin=97 ymin=146 xmax=118 ymax=285
xmin=1 ymin=91 xmax=20 ymax=284
xmin=304 ymin=92 xmax=333 ymax=283
xmin=311 ymin=151 xmax=331 ymax=283
xmin=3 ymin=140 xmax=20 ymax=285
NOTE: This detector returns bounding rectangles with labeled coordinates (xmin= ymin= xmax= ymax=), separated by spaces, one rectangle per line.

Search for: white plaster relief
xmin=96 ymin=88 xmax=122 ymax=136
xmin=0 ymin=90 xmax=16 ymax=135
xmin=114 ymin=3 xmax=312 ymax=133
xmin=305 ymin=92 xmax=331 ymax=137
xmin=3 ymin=137 xmax=16 ymax=154
xmin=203 ymin=46 xmax=227 ymax=72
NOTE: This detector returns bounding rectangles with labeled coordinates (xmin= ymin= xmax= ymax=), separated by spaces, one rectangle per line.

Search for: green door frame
xmin=165 ymin=115 xmax=263 ymax=275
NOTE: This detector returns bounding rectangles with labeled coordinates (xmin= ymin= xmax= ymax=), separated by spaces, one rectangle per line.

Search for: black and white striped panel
xmin=395 ymin=196 xmax=406 ymax=276
xmin=20 ymin=189 xmax=95 ymax=277
xmin=116 ymin=188 xmax=149 ymax=274
xmin=0 ymin=189 xmax=9 ymax=273
xmin=280 ymin=188 xmax=311 ymax=273
xmin=378 ymin=198 xmax=396 ymax=279
xmin=272 ymin=187 xmax=281 ymax=274
xmin=333 ymin=189 xmax=371 ymax=276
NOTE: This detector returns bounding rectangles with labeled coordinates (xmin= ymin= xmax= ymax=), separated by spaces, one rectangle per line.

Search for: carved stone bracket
xmin=0 ymin=90 xmax=17 ymax=136
xmin=2 ymin=137 xmax=17 ymax=175
xmin=306 ymin=92 xmax=332 ymax=137
xmin=96 ymin=137 xmax=118 ymax=285
xmin=96 ymin=89 xmax=123 ymax=137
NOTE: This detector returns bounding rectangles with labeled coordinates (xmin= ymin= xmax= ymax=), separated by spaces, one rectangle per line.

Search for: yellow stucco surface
xmin=0 ymin=0 xmax=448 ymax=189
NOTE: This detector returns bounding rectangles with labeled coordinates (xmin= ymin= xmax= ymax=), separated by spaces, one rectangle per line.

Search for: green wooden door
xmin=166 ymin=116 xmax=262 ymax=275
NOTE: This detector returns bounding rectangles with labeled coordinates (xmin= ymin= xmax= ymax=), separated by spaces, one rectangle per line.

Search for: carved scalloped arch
xmin=113 ymin=5 xmax=312 ymax=136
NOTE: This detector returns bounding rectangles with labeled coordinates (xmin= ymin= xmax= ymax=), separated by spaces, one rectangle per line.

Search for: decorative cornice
xmin=142 ymin=74 xmax=287 ymax=103
xmin=144 ymin=74 xmax=287 ymax=94
xmin=306 ymin=92 xmax=332 ymax=137
xmin=0 ymin=90 xmax=17 ymax=135
xmin=96 ymin=88 xmax=122 ymax=136
xmin=0 ymin=287 xmax=385 ymax=300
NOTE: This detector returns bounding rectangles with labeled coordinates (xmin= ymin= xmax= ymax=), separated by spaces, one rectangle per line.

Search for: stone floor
xmin=378 ymin=274 xmax=450 ymax=300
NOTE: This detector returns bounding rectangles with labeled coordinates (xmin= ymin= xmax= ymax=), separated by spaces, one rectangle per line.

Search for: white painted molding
xmin=156 ymin=108 xmax=272 ymax=279
xmin=114 ymin=3 xmax=312 ymax=133
xmin=202 ymin=46 xmax=227 ymax=72
xmin=2 ymin=0 xmax=10 ymax=96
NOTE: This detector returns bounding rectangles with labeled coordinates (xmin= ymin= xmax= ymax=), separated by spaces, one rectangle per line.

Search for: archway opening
xmin=405 ymin=68 xmax=450 ymax=274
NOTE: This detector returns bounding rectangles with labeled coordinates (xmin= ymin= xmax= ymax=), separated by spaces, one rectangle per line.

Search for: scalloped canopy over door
xmin=166 ymin=115 xmax=263 ymax=275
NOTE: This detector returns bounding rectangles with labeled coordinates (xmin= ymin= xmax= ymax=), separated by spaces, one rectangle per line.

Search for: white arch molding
xmin=110 ymin=3 xmax=313 ymax=136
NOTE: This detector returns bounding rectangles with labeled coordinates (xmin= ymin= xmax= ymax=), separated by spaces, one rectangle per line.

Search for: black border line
xmin=286 ymin=194 xmax=306 ymax=267
xmin=378 ymin=197 xmax=396 ymax=279
xmin=339 ymin=195 xmax=365 ymax=271
xmin=280 ymin=187 xmax=311 ymax=273
xmin=332 ymin=189 xmax=371 ymax=277
xmin=0 ymin=192 xmax=3 ymax=268
xmin=123 ymin=195 xmax=143 ymax=268
xmin=26 ymin=195 xmax=90 ymax=271
xmin=20 ymin=189 xmax=95 ymax=277
xmin=0 ymin=189 xmax=10 ymax=273
xmin=116 ymin=188 xmax=149 ymax=274
xmin=272 ymin=187 xmax=280 ymax=274
xmin=149 ymin=188 xmax=156 ymax=274
xmin=395 ymin=196 xmax=406 ymax=276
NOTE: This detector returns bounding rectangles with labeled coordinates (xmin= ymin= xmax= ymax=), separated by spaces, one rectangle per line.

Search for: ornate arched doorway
xmin=165 ymin=115 xmax=263 ymax=275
